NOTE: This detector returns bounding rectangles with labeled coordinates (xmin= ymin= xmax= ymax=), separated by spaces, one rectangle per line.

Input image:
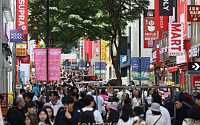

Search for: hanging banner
xmin=131 ymin=57 xmax=140 ymax=80
xmin=177 ymin=0 xmax=187 ymax=39
xmin=144 ymin=17 xmax=157 ymax=48
xmin=168 ymin=23 xmax=184 ymax=56
xmin=159 ymin=0 xmax=173 ymax=16
xmin=16 ymin=43 xmax=27 ymax=57
xmin=85 ymin=40 xmax=92 ymax=54
xmin=152 ymin=48 xmax=160 ymax=64
xmin=155 ymin=0 xmax=168 ymax=31
xmin=16 ymin=0 xmax=28 ymax=34
xmin=48 ymin=48 xmax=61 ymax=81
xmin=141 ymin=57 xmax=150 ymax=80
xmin=10 ymin=30 xmax=23 ymax=43
xmin=187 ymin=5 xmax=200 ymax=22
xmin=93 ymin=41 xmax=100 ymax=57
xmin=101 ymin=40 xmax=107 ymax=62
xmin=78 ymin=62 xmax=86 ymax=67
xmin=95 ymin=62 xmax=106 ymax=75
xmin=34 ymin=48 xmax=47 ymax=81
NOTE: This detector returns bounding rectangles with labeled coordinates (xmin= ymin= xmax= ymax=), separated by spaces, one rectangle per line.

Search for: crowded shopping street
xmin=0 ymin=0 xmax=200 ymax=125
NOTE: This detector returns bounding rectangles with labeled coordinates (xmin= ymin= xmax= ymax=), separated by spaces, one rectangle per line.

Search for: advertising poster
xmin=85 ymin=40 xmax=92 ymax=54
xmin=16 ymin=43 xmax=27 ymax=57
xmin=141 ymin=57 xmax=150 ymax=80
xmin=95 ymin=62 xmax=106 ymax=75
xmin=16 ymin=0 xmax=28 ymax=34
xmin=34 ymin=48 xmax=47 ymax=81
xmin=101 ymin=40 xmax=107 ymax=62
xmin=187 ymin=5 xmax=200 ymax=22
xmin=48 ymin=48 xmax=61 ymax=81
xmin=144 ymin=17 xmax=157 ymax=48
xmin=131 ymin=57 xmax=140 ymax=80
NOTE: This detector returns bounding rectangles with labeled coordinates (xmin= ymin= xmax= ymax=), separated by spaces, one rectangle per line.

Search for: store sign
xmin=19 ymin=55 xmax=30 ymax=63
xmin=155 ymin=0 xmax=169 ymax=31
xmin=168 ymin=23 xmax=184 ymax=56
xmin=159 ymin=0 xmax=173 ymax=16
xmin=187 ymin=5 xmax=200 ymax=22
xmin=16 ymin=43 xmax=27 ymax=57
xmin=144 ymin=17 xmax=157 ymax=48
xmin=188 ymin=62 xmax=200 ymax=74
xmin=16 ymin=0 xmax=28 ymax=34
xmin=152 ymin=48 xmax=159 ymax=64
xmin=101 ymin=40 xmax=107 ymax=62
xmin=176 ymin=50 xmax=187 ymax=64
xmin=189 ymin=46 xmax=200 ymax=58
xmin=10 ymin=30 xmax=23 ymax=43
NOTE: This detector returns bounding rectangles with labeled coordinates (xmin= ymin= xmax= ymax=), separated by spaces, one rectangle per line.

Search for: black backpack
xmin=80 ymin=108 xmax=96 ymax=124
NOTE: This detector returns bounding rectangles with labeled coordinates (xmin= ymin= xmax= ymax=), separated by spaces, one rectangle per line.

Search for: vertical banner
xmin=101 ymin=40 xmax=107 ymax=62
xmin=159 ymin=0 xmax=173 ymax=16
xmin=178 ymin=0 xmax=187 ymax=39
xmin=131 ymin=57 xmax=140 ymax=80
xmin=48 ymin=48 xmax=61 ymax=81
xmin=155 ymin=0 xmax=168 ymax=31
xmin=85 ymin=40 xmax=92 ymax=54
xmin=34 ymin=48 xmax=47 ymax=81
xmin=141 ymin=57 xmax=150 ymax=80
xmin=168 ymin=23 xmax=184 ymax=56
xmin=95 ymin=62 xmax=106 ymax=75
xmin=93 ymin=41 xmax=99 ymax=57
xmin=144 ymin=17 xmax=157 ymax=48
xmin=16 ymin=0 xmax=28 ymax=34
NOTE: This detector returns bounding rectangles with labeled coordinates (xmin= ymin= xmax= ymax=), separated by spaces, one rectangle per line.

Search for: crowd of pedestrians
xmin=1 ymin=76 xmax=200 ymax=125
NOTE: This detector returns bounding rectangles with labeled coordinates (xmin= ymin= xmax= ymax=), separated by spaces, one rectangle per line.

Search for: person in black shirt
xmin=71 ymin=92 xmax=84 ymax=111
xmin=54 ymin=96 xmax=81 ymax=125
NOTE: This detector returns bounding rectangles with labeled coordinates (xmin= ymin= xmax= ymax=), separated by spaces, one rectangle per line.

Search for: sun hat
xmin=149 ymin=102 xmax=160 ymax=112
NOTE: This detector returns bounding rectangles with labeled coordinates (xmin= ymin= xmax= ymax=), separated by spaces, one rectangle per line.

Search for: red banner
xmin=155 ymin=0 xmax=168 ymax=31
xmin=48 ymin=48 xmax=61 ymax=81
xmin=85 ymin=40 xmax=92 ymax=54
xmin=19 ymin=55 xmax=30 ymax=64
xmin=34 ymin=48 xmax=47 ymax=81
xmin=177 ymin=0 xmax=187 ymax=39
xmin=152 ymin=48 xmax=159 ymax=65
xmin=16 ymin=0 xmax=28 ymax=34
xmin=144 ymin=17 xmax=157 ymax=48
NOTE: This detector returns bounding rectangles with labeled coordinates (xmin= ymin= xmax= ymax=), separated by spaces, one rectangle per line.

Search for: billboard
xmin=144 ymin=17 xmax=157 ymax=48
xmin=16 ymin=0 xmax=28 ymax=34
xmin=34 ymin=48 xmax=47 ymax=81
xmin=48 ymin=48 xmax=61 ymax=81
xmin=168 ymin=23 xmax=184 ymax=56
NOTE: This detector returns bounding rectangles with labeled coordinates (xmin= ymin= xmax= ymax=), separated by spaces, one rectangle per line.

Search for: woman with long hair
xmin=44 ymin=106 xmax=55 ymax=125
xmin=37 ymin=108 xmax=51 ymax=125
xmin=106 ymin=109 xmax=119 ymax=125
xmin=118 ymin=104 xmax=134 ymax=125
xmin=25 ymin=113 xmax=38 ymax=125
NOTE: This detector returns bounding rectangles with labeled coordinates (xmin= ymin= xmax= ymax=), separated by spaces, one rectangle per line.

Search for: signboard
xmin=131 ymin=57 xmax=140 ymax=80
xmin=34 ymin=48 xmax=47 ymax=81
xmin=188 ymin=62 xmax=200 ymax=74
xmin=187 ymin=5 xmax=200 ymax=22
xmin=16 ymin=0 xmax=28 ymax=34
xmin=120 ymin=55 xmax=130 ymax=67
xmin=152 ymin=48 xmax=159 ymax=64
xmin=144 ymin=17 xmax=157 ymax=48
xmin=101 ymin=40 xmax=107 ymax=62
xmin=159 ymin=0 xmax=173 ymax=16
xmin=155 ymin=0 xmax=168 ymax=31
xmin=176 ymin=50 xmax=187 ymax=64
xmin=16 ymin=43 xmax=27 ymax=57
xmin=61 ymin=54 xmax=77 ymax=59
xmin=189 ymin=46 xmax=200 ymax=58
xmin=19 ymin=55 xmax=30 ymax=64
xmin=141 ymin=57 xmax=150 ymax=80
xmin=10 ymin=30 xmax=23 ymax=43
xmin=0 ymin=94 xmax=7 ymax=108
xmin=95 ymin=62 xmax=106 ymax=75
xmin=48 ymin=48 xmax=61 ymax=81
xmin=85 ymin=40 xmax=92 ymax=54
xmin=193 ymin=75 xmax=200 ymax=92
xmin=168 ymin=23 xmax=184 ymax=56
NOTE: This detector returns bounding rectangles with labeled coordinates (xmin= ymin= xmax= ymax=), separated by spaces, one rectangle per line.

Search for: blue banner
xmin=78 ymin=62 xmax=86 ymax=67
xmin=65 ymin=62 xmax=71 ymax=66
xmin=95 ymin=62 xmax=106 ymax=75
xmin=131 ymin=57 xmax=140 ymax=80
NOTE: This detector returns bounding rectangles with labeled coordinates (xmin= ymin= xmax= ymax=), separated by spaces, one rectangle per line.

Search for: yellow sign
xmin=101 ymin=40 xmax=107 ymax=62
xmin=16 ymin=43 xmax=27 ymax=57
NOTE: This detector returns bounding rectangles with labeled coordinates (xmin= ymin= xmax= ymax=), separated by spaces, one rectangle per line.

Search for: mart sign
xmin=168 ymin=23 xmax=183 ymax=56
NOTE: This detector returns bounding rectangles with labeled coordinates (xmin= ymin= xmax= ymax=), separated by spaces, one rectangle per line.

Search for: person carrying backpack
xmin=80 ymin=95 xmax=103 ymax=124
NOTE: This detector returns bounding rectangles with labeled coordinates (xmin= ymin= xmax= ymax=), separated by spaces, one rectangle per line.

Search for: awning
xmin=168 ymin=63 xmax=187 ymax=73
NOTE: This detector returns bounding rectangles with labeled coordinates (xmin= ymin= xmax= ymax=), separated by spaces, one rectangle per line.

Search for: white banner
xmin=168 ymin=23 xmax=184 ymax=56
xmin=61 ymin=54 xmax=77 ymax=59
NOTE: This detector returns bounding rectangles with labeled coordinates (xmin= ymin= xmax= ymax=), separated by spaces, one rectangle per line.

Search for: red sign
xmin=144 ymin=17 xmax=157 ymax=48
xmin=16 ymin=0 xmax=28 ymax=34
xmin=85 ymin=40 xmax=92 ymax=54
xmin=155 ymin=0 xmax=168 ymax=31
xmin=193 ymin=75 xmax=200 ymax=93
xmin=19 ymin=55 xmax=30 ymax=64
xmin=1 ymin=94 xmax=7 ymax=108
xmin=168 ymin=23 xmax=184 ymax=56
xmin=152 ymin=48 xmax=159 ymax=65
xmin=187 ymin=5 xmax=200 ymax=22
xmin=177 ymin=0 xmax=187 ymax=39
xmin=69 ymin=59 xmax=77 ymax=62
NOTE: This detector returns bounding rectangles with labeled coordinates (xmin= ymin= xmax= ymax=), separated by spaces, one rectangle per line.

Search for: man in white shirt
xmin=80 ymin=95 xmax=103 ymax=124
xmin=49 ymin=91 xmax=64 ymax=116
xmin=146 ymin=93 xmax=171 ymax=125
xmin=92 ymin=90 xmax=104 ymax=114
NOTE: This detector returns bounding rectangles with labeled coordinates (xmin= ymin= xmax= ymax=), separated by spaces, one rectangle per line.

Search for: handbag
xmin=153 ymin=115 xmax=162 ymax=125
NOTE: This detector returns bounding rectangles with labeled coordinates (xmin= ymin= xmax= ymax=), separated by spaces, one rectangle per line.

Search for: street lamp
xmin=127 ymin=15 xmax=141 ymax=86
